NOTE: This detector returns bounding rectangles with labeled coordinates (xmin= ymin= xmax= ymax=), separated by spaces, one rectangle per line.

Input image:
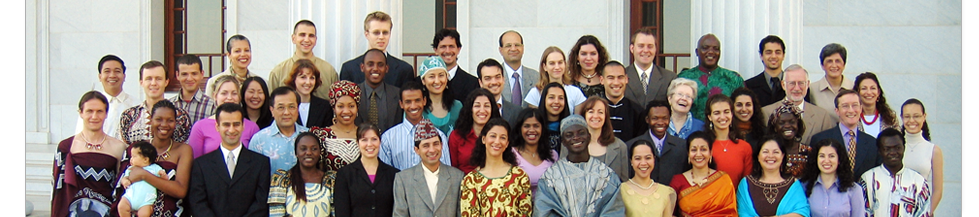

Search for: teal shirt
xmin=677 ymin=66 xmax=745 ymax=121
xmin=423 ymin=100 xmax=463 ymax=135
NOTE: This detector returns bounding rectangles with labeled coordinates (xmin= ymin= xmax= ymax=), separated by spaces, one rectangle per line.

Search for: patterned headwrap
xmin=560 ymin=114 xmax=588 ymax=133
xmin=328 ymin=80 xmax=361 ymax=106
xmin=413 ymin=119 xmax=440 ymax=142
xmin=417 ymin=56 xmax=447 ymax=78
xmin=768 ymin=99 xmax=804 ymax=127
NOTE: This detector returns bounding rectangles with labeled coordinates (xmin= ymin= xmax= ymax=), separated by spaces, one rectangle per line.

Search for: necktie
xmin=512 ymin=73 xmax=522 ymax=104
xmin=641 ymin=71 xmax=649 ymax=91
xmin=771 ymin=77 xmax=782 ymax=93
xmin=227 ymin=152 xmax=236 ymax=178
xmin=847 ymin=130 xmax=856 ymax=171
xmin=369 ymin=92 xmax=379 ymax=126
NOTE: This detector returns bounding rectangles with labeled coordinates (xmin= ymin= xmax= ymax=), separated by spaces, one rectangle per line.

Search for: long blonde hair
xmin=536 ymin=46 xmax=572 ymax=90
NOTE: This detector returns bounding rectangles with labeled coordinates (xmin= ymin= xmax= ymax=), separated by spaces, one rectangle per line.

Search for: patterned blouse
xmin=575 ymin=82 xmax=605 ymax=98
xmin=460 ymin=166 xmax=533 ymax=217
xmin=785 ymin=143 xmax=811 ymax=177
xmin=310 ymin=127 xmax=360 ymax=172
xmin=119 ymin=101 xmax=192 ymax=144
xmin=269 ymin=169 xmax=338 ymax=217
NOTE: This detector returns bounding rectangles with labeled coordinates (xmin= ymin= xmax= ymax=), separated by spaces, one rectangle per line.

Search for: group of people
xmin=50 ymin=10 xmax=945 ymax=217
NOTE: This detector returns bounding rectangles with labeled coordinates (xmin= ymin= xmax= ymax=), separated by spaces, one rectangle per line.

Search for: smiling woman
xmin=736 ymin=137 xmax=810 ymax=217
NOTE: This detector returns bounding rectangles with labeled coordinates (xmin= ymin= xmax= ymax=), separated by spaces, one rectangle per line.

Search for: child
xmin=117 ymin=141 xmax=165 ymax=217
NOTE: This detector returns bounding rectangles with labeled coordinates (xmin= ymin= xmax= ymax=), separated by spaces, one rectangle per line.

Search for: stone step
xmin=26 ymin=194 xmax=51 ymax=215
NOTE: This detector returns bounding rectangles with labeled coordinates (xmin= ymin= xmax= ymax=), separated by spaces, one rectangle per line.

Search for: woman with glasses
xmin=901 ymin=98 xmax=944 ymax=213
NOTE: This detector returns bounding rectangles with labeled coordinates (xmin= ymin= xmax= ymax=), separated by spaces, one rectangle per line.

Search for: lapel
xmin=625 ymin=65 xmax=644 ymax=101
xmin=804 ymin=104 xmax=820 ymax=136
xmin=410 ymin=165 xmax=437 ymax=210
xmin=210 ymin=151 xmax=233 ymax=184
xmin=648 ymin=66 xmax=665 ymax=95
xmin=228 ymin=150 xmax=251 ymax=186
xmin=606 ymin=141 xmax=621 ymax=165
xmin=433 ymin=164 xmax=453 ymax=211
xmin=658 ymin=135 xmax=674 ymax=157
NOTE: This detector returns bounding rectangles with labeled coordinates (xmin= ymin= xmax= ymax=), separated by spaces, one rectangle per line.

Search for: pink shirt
xmin=512 ymin=148 xmax=559 ymax=196
xmin=188 ymin=118 xmax=261 ymax=158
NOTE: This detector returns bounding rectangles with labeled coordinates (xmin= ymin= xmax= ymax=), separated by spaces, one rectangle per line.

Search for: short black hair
xmin=363 ymin=48 xmax=387 ymax=64
xmin=476 ymin=58 xmax=503 ymax=78
xmin=602 ymin=60 xmax=625 ymax=75
xmin=293 ymin=20 xmax=316 ymax=34
xmin=225 ymin=34 xmax=251 ymax=53
xmin=215 ymin=103 xmax=243 ymax=122
xmin=877 ymin=128 xmax=906 ymax=150
xmin=78 ymin=91 xmax=109 ymax=111
xmin=644 ymin=100 xmax=672 ymax=119
xmin=758 ymin=35 xmax=785 ymax=55
xmin=431 ymin=28 xmax=462 ymax=49
xmin=98 ymin=54 xmax=126 ymax=74
xmin=176 ymin=54 xmax=203 ymax=72
xmin=131 ymin=141 xmax=159 ymax=165
xmin=819 ymin=43 xmax=847 ymax=65
xmin=400 ymin=80 xmax=425 ymax=100
xmin=150 ymin=100 xmax=177 ymax=118
xmin=139 ymin=60 xmax=167 ymax=80
xmin=498 ymin=30 xmax=523 ymax=47
xmin=269 ymin=86 xmax=300 ymax=106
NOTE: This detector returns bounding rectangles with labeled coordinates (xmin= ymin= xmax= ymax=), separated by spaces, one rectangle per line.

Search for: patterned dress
xmin=111 ymin=145 xmax=188 ymax=217
xmin=575 ymin=82 xmax=605 ymax=98
xmin=269 ymin=169 xmax=338 ymax=217
xmin=119 ymin=102 xmax=192 ymax=144
xmin=785 ymin=143 xmax=812 ymax=177
xmin=310 ymin=127 xmax=361 ymax=172
xmin=460 ymin=166 xmax=533 ymax=217
xmin=677 ymin=66 xmax=745 ymax=121
xmin=51 ymin=137 xmax=119 ymax=217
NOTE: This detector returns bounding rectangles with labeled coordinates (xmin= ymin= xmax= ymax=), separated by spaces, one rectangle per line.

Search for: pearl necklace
xmin=629 ymin=178 xmax=655 ymax=190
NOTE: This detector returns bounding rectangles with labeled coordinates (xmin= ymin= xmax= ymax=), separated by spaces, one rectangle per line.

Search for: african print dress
xmin=460 ymin=166 xmax=533 ymax=217
xmin=785 ymin=143 xmax=812 ymax=177
xmin=110 ymin=145 xmax=188 ymax=217
xmin=269 ymin=169 xmax=338 ymax=217
xmin=310 ymin=127 xmax=360 ymax=171
xmin=51 ymin=136 xmax=119 ymax=217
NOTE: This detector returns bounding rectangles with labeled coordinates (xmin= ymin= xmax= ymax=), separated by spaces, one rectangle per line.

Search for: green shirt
xmin=677 ymin=66 xmax=745 ymax=121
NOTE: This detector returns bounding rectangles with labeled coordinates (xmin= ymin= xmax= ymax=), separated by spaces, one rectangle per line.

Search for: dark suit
xmin=335 ymin=159 xmax=400 ymax=217
xmin=626 ymin=132 xmax=688 ymax=186
xmin=625 ymin=63 xmax=676 ymax=107
xmin=500 ymin=99 xmax=522 ymax=125
xmin=188 ymin=146 xmax=271 ymax=217
xmin=297 ymin=95 xmax=332 ymax=128
xmin=810 ymin=126 xmax=881 ymax=177
xmin=744 ymin=72 xmax=812 ymax=107
xmin=392 ymin=163 xmax=465 ymax=217
xmin=358 ymin=82 xmax=403 ymax=133
xmin=449 ymin=68 xmax=480 ymax=104
xmin=339 ymin=53 xmax=415 ymax=88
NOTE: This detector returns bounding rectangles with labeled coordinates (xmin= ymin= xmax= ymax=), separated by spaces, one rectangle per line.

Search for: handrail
xmin=166 ymin=53 xmax=226 ymax=92
xmin=656 ymin=53 xmax=690 ymax=73
xmin=403 ymin=53 xmax=436 ymax=69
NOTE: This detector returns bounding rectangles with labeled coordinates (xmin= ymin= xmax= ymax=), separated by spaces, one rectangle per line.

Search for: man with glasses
xmin=248 ymin=87 xmax=309 ymax=176
xmin=762 ymin=64 xmax=838 ymax=145
xmin=811 ymin=89 xmax=880 ymax=178
xmin=498 ymin=30 xmax=539 ymax=108
xmin=340 ymin=11 xmax=415 ymax=89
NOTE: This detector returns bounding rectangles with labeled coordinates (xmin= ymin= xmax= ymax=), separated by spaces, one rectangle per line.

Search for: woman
xmin=111 ymin=100 xmax=195 ymax=217
xmin=523 ymin=46 xmax=587 ymax=114
xmin=450 ymin=89 xmax=501 ymax=174
xmin=736 ymin=137 xmax=810 ymax=217
xmin=206 ymin=34 xmax=258 ymax=96
xmin=704 ymin=94 xmax=753 ymax=184
xmin=52 ymin=91 xmax=128 ymax=217
xmin=287 ymin=59 xmax=332 ymax=128
xmin=852 ymin=72 xmax=899 ymax=137
xmin=510 ymin=108 xmax=557 ymax=195
xmin=334 ymin=124 xmax=399 ymax=217
xmin=269 ymin=132 xmax=338 ymax=217
xmin=561 ymin=96 xmax=629 ymax=181
xmin=188 ymin=75 xmax=261 ymax=158
xmin=799 ymin=139 xmax=865 ymax=217
xmin=536 ymin=82 xmax=571 ymax=153
xmin=240 ymin=76 xmax=273 ymax=129
xmin=621 ymin=140 xmax=677 ymax=217
xmin=567 ymin=35 xmax=610 ymax=97
xmin=731 ymin=87 xmax=766 ymax=149
xmin=768 ymin=100 xmax=811 ymax=177
xmin=310 ymin=81 xmax=362 ymax=171
xmin=418 ymin=56 xmax=463 ymax=135
xmin=669 ymin=131 xmax=737 ymax=217
xmin=460 ymin=118 xmax=533 ymax=216
xmin=667 ymin=78 xmax=704 ymax=139
xmin=901 ymin=98 xmax=944 ymax=213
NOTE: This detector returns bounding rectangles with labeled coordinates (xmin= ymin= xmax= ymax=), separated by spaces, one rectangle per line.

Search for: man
xmin=762 ymin=64 xmax=837 ymax=145
xmin=626 ymin=100 xmax=687 ymax=185
xmin=188 ymin=103 xmax=271 ymax=216
xmin=810 ymin=43 xmax=854 ymax=115
xmin=476 ymin=58 xmax=521 ymax=124
xmin=248 ymin=87 xmax=309 ymax=176
xmin=339 ymin=11 xmax=414 ymax=88
xmin=391 ymin=119 xmax=465 ymax=217
xmin=432 ymin=28 xmax=478 ymax=103
xmin=268 ymin=20 xmax=339 ymax=99
xmin=810 ymin=89 xmax=880 ymax=177
xmin=677 ymin=34 xmax=745 ymax=121
xmin=169 ymin=54 xmax=216 ymax=124
xmin=625 ymin=27 xmax=676 ymax=106
xmin=859 ymin=128 xmax=931 ymax=217
xmin=75 ymin=54 xmax=139 ymax=140
xmin=745 ymin=35 xmax=809 ymax=106
xmin=379 ymin=81 xmax=452 ymax=170
xmin=601 ymin=61 xmax=645 ymax=140
xmin=119 ymin=61 xmax=191 ymax=144
xmin=535 ymin=115 xmax=625 ymax=217
xmin=498 ymin=30 xmax=540 ymax=107
xmin=357 ymin=49 xmax=404 ymax=132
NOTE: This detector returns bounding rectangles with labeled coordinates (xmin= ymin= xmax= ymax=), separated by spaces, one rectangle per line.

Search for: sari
xmin=669 ymin=170 xmax=738 ymax=217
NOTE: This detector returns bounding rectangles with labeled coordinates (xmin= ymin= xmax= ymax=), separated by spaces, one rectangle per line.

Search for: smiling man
xmin=810 ymin=89 xmax=880 ymax=177
xmin=476 ymin=58 xmax=521 ymax=123
xmin=340 ymin=11 xmax=415 ymax=89
xmin=432 ymin=28 xmax=478 ymax=103
xmin=169 ymin=54 xmax=216 ymax=124
xmin=626 ymin=100 xmax=687 ymax=185
xmin=858 ymin=128 xmax=931 ymax=217
xmin=379 ymin=81 xmax=452 ymax=170
xmin=745 ymin=35 xmax=808 ymax=106
xmin=248 ymin=86 xmax=309 ymax=176
xmin=625 ymin=27 xmax=676 ymax=106
xmin=762 ymin=64 xmax=838 ymax=145
xmin=119 ymin=61 xmax=192 ymax=144
xmin=268 ymin=20 xmax=339 ymax=99
xmin=391 ymin=119 xmax=465 ymax=217
xmin=498 ymin=30 xmax=539 ymax=108
xmin=75 ymin=54 xmax=139 ymax=140
xmin=677 ymin=34 xmax=745 ymax=122
xmin=601 ymin=61 xmax=645 ymax=140
xmin=357 ymin=49 xmax=403 ymax=132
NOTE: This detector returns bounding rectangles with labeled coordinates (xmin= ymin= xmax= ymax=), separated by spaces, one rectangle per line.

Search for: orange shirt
xmin=711 ymin=139 xmax=753 ymax=186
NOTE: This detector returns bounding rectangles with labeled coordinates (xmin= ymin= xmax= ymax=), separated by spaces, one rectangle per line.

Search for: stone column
xmin=690 ymin=0 xmax=803 ymax=77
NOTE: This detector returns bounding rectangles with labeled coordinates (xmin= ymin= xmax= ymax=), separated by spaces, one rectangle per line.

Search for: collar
xmin=813 ymin=176 xmax=840 ymax=188
xmin=268 ymin=121 xmax=308 ymax=137
xmin=220 ymin=142 xmax=243 ymax=159
xmin=176 ymin=88 xmax=206 ymax=102
xmin=504 ymin=64 xmax=523 ymax=79
xmin=363 ymin=82 xmax=386 ymax=97
xmin=99 ymin=90 xmax=132 ymax=103
xmin=224 ymin=66 xmax=256 ymax=79
xmin=447 ymin=65 xmax=459 ymax=80
xmin=634 ymin=62 xmax=654 ymax=77
xmin=423 ymin=163 xmax=441 ymax=175
xmin=839 ymin=123 xmax=858 ymax=136
xmin=290 ymin=52 xmax=321 ymax=62
xmin=649 ymin=130 xmax=667 ymax=143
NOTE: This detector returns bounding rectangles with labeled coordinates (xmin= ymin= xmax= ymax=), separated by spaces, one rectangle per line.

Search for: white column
xmin=288 ymin=0 xmax=404 ymax=71
xmin=690 ymin=0 xmax=803 ymax=77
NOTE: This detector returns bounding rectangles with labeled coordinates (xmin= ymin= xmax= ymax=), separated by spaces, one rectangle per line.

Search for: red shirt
xmin=711 ymin=139 xmax=753 ymax=186
xmin=448 ymin=129 xmax=478 ymax=174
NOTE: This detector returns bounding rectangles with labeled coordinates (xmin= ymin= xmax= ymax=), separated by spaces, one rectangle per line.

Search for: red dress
xmin=711 ymin=139 xmax=753 ymax=185
xmin=51 ymin=136 xmax=119 ymax=217
xmin=449 ymin=129 xmax=478 ymax=174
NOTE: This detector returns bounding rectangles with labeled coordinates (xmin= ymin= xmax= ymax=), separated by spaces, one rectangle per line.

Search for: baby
xmin=117 ymin=141 xmax=165 ymax=217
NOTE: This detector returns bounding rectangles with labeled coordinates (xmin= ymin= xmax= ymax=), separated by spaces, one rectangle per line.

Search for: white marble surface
xmin=237 ymin=0 xmax=290 ymax=31
xmin=470 ymin=0 xmax=537 ymax=28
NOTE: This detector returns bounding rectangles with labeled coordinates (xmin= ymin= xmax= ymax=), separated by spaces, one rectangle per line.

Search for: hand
xmin=157 ymin=170 xmax=168 ymax=178
xmin=121 ymin=177 xmax=132 ymax=189
xmin=127 ymin=166 xmax=149 ymax=182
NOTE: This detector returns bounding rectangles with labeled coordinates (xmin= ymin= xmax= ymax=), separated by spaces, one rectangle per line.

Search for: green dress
xmin=677 ymin=66 xmax=745 ymax=121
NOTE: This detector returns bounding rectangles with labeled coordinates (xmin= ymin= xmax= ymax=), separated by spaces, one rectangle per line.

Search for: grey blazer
xmin=626 ymin=132 xmax=688 ymax=186
xmin=392 ymin=163 xmax=465 ymax=217
xmin=358 ymin=82 xmax=404 ymax=133
xmin=560 ymin=138 xmax=630 ymax=182
xmin=501 ymin=66 xmax=540 ymax=108
xmin=625 ymin=63 xmax=676 ymax=107
xmin=501 ymin=99 xmax=522 ymax=125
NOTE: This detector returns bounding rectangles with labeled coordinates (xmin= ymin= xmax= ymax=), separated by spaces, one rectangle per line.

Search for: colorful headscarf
xmin=560 ymin=114 xmax=588 ymax=133
xmin=768 ymin=99 xmax=804 ymax=128
xmin=413 ymin=119 xmax=440 ymax=142
xmin=417 ymin=56 xmax=447 ymax=78
xmin=328 ymin=80 xmax=361 ymax=106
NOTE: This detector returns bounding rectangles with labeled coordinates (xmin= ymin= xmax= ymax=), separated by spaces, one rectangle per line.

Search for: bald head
xmin=696 ymin=34 xmax=721 ymax=69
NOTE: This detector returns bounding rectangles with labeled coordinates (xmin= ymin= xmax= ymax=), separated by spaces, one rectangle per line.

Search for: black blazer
xmin=449 ymin=68 xmax=480 ymax=104
xmin=298 ymin=95 xmax=332 ymax=128
xmin=745 ymin=72 xmax=812 ymax=106
xmin=810 ymin=126 xmax=881 ymax=177
xmin=339 ymin=53 xmax=416 ymax=89
xmin=334 ymin=159 xmax=401 ymax=217
xmin=626 ymin=132 xmax=688 ymax=186
xmin=188 ymin=147 xmax=271 ymax=217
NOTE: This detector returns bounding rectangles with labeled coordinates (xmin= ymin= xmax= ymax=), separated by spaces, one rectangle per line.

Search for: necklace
xmin=861 ymin=110 xmax=879 ymax=125
xmin=157 ymin=140 xmax=174 ymax=161
xmin=629 ymin=178 xmax=654 ymax=190
xmin=80 ymin=133 xmax=106 ymax=150
xmin=582 ymin=71 xmax=598 ymax=82
xmin=520 ymin=147 xmax=538 ymax=158
xmin=720 ymin=140 xmax=730 ymax=152
xmin=690 ymin=170 xmax=711 ymax=186
xmin=749 ymin=176 xmax=793 ymax=204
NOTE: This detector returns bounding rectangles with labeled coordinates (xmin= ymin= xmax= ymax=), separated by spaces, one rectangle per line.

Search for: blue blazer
xmin=809 ymin=125 xmax=880 ymax=178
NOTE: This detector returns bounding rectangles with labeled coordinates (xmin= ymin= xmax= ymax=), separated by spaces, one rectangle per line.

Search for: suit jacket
xmin=392 ymin=163 xmax=465 ymax=217
xmin=745 ymin=72 xmax=812 ymax=107
xmin=625 ymin=63 xmax=676 ymax=107
xmin=334 ymin=159 xmax=400 ymax=217
xmin=297 ymin=95 xmax=332 ymax=128
xmin=501 ymin=66 xmax=540 ymax=107
xmin=358 ymin=82 xmax=404 ymax=133
xmin=761 ymin=101 xmax=839 ymax=145
xmin=626 ymin=132 xmax=688 ymax=186
xmin=560 ymin=138 xmax=630 ymax=182
xmin=810 ymin=126 xmax=880 ymax=177
xmin=188 ymin=147 xmax=271 ymax=217
xmin=339 ymin=52 xmax=416 ymax=89
xmin=501 ymin=99 xmax=522 ymax=125
xmin=449 ymin=68 xmax=480 ymax=104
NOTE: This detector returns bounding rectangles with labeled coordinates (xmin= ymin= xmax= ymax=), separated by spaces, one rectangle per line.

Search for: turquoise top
xmin=423 ymin=100 xmax=463 ymax=136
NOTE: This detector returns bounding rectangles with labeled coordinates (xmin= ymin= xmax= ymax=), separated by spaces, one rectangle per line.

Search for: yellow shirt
xmin=620 ymin=182 xmax=676 ymax=217
xmin=268 ymin=53 xmax=339 ymax=99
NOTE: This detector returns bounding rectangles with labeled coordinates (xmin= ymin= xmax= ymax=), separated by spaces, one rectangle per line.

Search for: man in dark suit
xmin=357 ymin=49 xmax=403 ymax=133
xmin=602 ymin=61 xmax=645 ymax=141
xmin=498 ymin=30 xmax=540 ymax=107
xmin=476 ymin=58 xmax=521 ymax=124
xmin=432 ymin=28 xmax=478 ymax=103
xmin=625 ymin=27 xmax=676 ymax=106
xmin=626 ymin=100 xmax=687 ymax=185
xmin=744 ymin=35 xmax=812 ymax=106
xmin=188 ymin=103 xmax=270 ymax=217
xmin=339 ymin=11 xmax=414 ymax=88
xmin=809 ymin=89 xmax=880 ymax=177
xmin=391 ymin=120 xmax=465 ymax=216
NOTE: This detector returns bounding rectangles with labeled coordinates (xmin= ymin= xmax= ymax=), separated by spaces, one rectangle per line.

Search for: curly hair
xmin=799 ymin=138 xmax=855 ymax=196
xmin=567 ymin=35 xmax=609 ymax=81
xmin=749 ymin=135 xmax=792 ymax=180
xmin=285 ymin=59 xmax=323 ymax=94
xmin=578 ymin=96 xmax=615 ymax=146
xmin=853 ymin=72 xmax=898 ymax=128
xmin=454 ymin=89 xmax=501 ymax=138
xmin=730 ymin=87 xmax=765 ymax=141
xmin=468 ymin=118 xmax=519 ymax=168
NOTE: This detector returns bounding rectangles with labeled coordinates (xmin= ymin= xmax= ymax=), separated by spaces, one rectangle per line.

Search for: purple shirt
xmin=805 ymin=178 xmax=866 ymax=217
xmin=512 ymin=148 xmax=559 ymax=196
xmin=188 ymin=118 xmax=261 ymax=158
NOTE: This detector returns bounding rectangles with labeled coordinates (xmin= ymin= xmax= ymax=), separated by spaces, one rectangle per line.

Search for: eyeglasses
xmin=672 ymin=93 xmax=693 ymax=99
xmin=503 ymin=43 xmax=523 ymax=49
xmin=838 ymin=103 xmax=860 ymax=110
xmin=784 ymin=81 xmax=807 ymax=87
xmin=902 ymin=114 xmax=924 ymax=120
